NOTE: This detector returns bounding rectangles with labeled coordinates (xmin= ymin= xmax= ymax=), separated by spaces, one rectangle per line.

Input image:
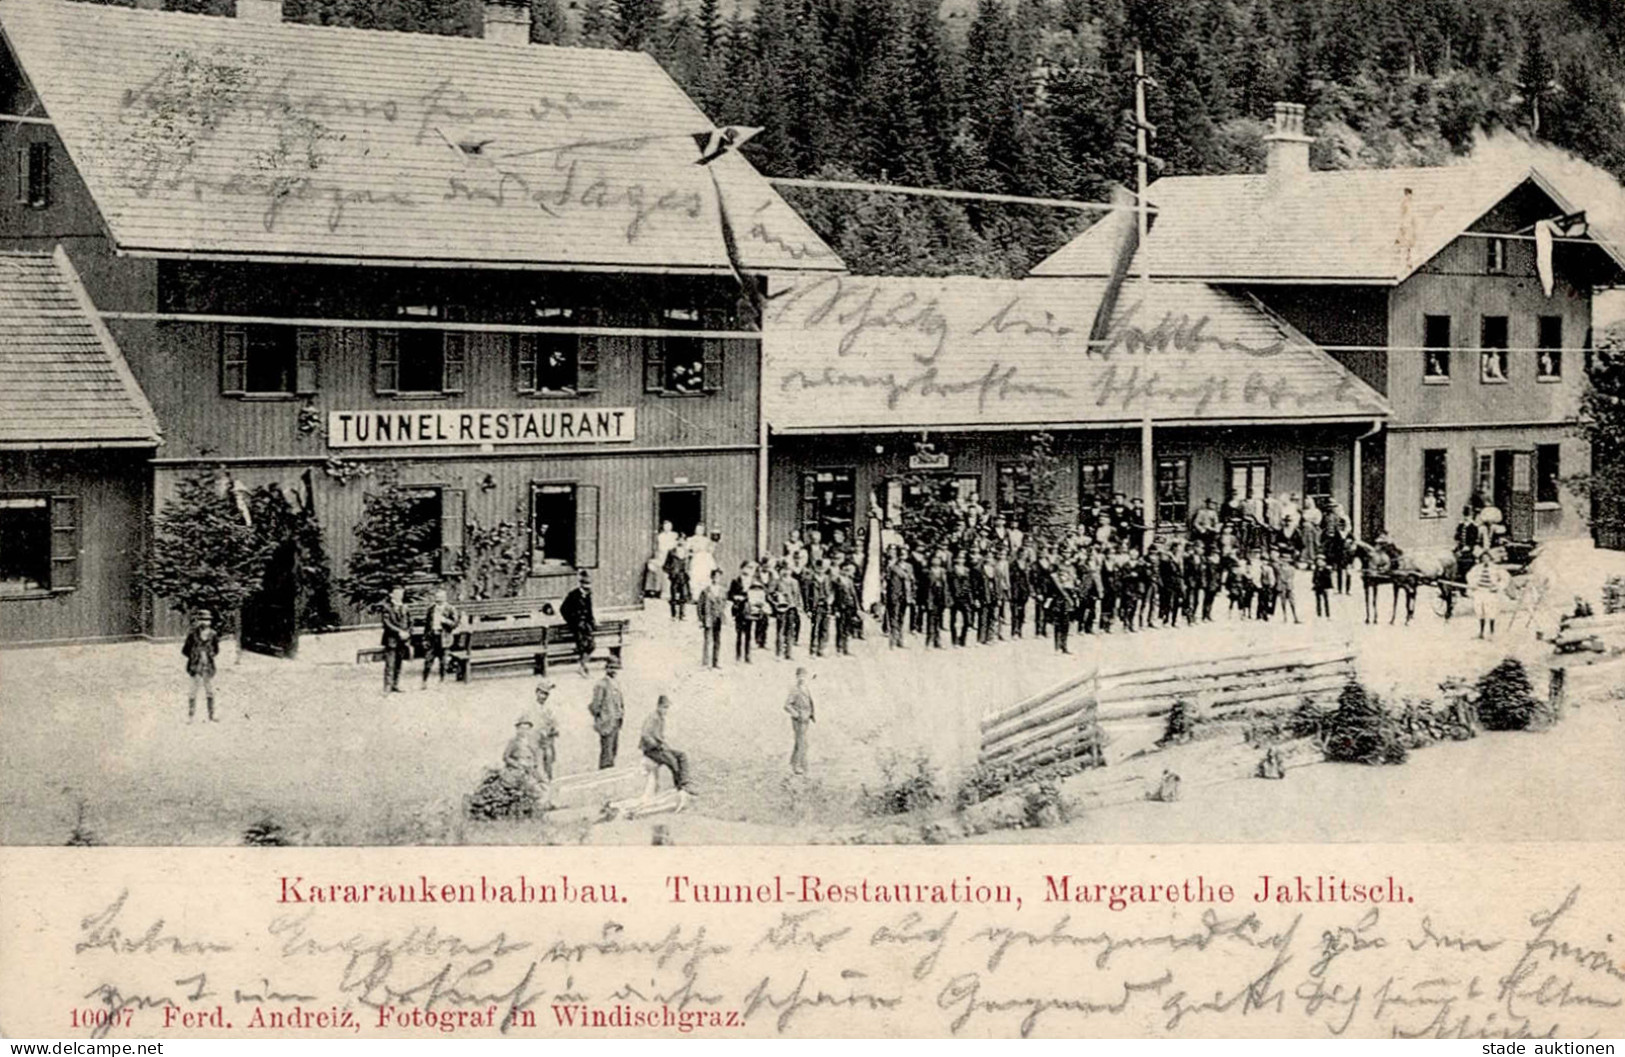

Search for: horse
xmin=1355 ymin=541 xmax=1459 ymax=624
xmin=1352 ymin=540 xmax=1394 ymax=623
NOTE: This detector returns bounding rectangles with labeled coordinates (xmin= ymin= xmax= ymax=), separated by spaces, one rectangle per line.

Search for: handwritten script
xmin=48 ymin=881 xmax=1625 ymax=1038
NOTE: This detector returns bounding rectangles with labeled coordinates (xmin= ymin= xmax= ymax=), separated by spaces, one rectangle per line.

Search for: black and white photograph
xmin=3 ymin=0 xmax=1625 ymax=857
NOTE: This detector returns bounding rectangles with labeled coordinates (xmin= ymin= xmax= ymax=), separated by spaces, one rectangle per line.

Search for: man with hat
xmin=421 ymin=587 xmax=460 ymax=686
xmin=588 ymin=656 xmax=625 ymax=769
xmin=502 ymin=714 xmax=545 ymax=802
xmin=640 ymin=694 xmax=692 ymax=798
xmin=785 ymin=667 xmax=815 ymax=775
xmin=182 ymin=608 xmax=221 ymax=722
xmin=379 ymin=585 xmax=411 ymax=693
xmin=560 ymin=569 xmax=597 ymax=677
xmin=533 ymin=678 xmax=559 ymax=781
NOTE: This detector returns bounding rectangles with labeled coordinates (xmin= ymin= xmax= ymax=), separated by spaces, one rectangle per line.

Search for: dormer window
xmin=1485 ymin=237 xmax=1508 ymax=274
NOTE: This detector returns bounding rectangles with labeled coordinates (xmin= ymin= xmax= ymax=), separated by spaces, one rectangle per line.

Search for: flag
xmin=1535 ymin=219 xmax=1555 ymax=298
xmin=692 ymin=126 xmax=761 ymax=167
xmin=1086 ymin=184 xmax=1142 ymax=353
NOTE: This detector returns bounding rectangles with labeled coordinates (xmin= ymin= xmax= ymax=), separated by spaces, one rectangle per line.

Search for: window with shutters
xmin=396 ymin=485 xmax=462 ymax=578
xmin=515 ymin=306 xmax=598 ymax=395
xmin=530 ymin=482 xmax=599 ymax=571
xmin=220 ymin=325 xmax=318 ymax=396
xmin=0 ymin=494 xmax=76 ymax=596
xmin=378 ymin=306 xmax=466 ymax=395
xmin=15 ymin=142 xmax=49 ymax=208
xmin=645 ymin=307 xmax=724 ymax=395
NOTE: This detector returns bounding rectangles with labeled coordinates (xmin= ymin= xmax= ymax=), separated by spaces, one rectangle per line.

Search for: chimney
xmin=483 ymin=0 xmax=531 ymax=44
xmin=235 ymin=0 xmax=284 ymax=22
xmin=1263 ymin=101 xmax=1313 ymax=182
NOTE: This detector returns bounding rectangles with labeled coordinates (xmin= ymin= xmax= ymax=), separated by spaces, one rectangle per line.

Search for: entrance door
xmin=655 ymin=487 xmax=705 ymax=539
xmin=1504 ymin=450 xmax=1535 ymax=543
xmin=241 ymin=535 xmax=300 ymax=659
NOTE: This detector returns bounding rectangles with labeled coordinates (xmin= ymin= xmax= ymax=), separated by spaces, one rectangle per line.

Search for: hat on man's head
xmin=196 ymin=609 xmax=213 ymax=621
xmin=515 ymin=716 xmax=534 ymax=728
xmin=606 ymin=656 xmax=622 ymax=671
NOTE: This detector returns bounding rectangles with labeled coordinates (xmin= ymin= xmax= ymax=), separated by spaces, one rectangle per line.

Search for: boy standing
xmin=183 ymin=609 xmax=220 ymax=722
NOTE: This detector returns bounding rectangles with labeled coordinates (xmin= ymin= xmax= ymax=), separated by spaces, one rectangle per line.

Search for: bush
xmin=1322 ymin=679 xmax=1408 ymax=765
xmin=863 ymin=752 xmax=941 ymax=816
xmin=144 ymin=469 xmax=269 ymax=632
xmin=1159 ymin=699 xmax=1196 ymax=746
xmin=1475 ymin=657 xmax=1544 ymax=731
xmin=338 ymin=472 xmax=441 ymax=610
xmin=1020 ymin=780 xmax=1069 ymax=828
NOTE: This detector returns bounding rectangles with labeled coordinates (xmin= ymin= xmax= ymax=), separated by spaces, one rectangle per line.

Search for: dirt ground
xmin=2 ymin=539 xmax=1622 ymax=846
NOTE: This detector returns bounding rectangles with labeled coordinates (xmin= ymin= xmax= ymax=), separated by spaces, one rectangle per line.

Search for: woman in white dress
xmin=688 ymin=524 xmax=717 ymax=590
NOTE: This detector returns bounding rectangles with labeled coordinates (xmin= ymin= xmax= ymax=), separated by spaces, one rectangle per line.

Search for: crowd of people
xmin=640 ymin=490 xmax=1362 ymax=666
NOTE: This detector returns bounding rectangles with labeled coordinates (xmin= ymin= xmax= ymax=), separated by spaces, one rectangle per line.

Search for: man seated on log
xmin=640 ymin=695 xmax=694 ymax=806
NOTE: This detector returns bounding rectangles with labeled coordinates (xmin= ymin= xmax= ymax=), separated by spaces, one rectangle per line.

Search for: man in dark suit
xmin=1008 ymin=549 xmax=1031 ymax=639
xmin=832 ymin=561 xmax=860 ymax=655
xmin=560 ymin=570 xmax=597 ymax=677
xmin=803 ymin=559 xmax=832 ymax=658
xmin=588 ymin=657 xmax=625 ymax=769
xmin=885 ymin=548 xmax=914 ymax=649
xmin=923 ymin=555 xmax=948 ymax=648
xmin=727 ymin=561 xmax=756 ymax=664
xmin=380 ymin=585 xmax=411 ymax=693
xmin=947 ymin=555 xmax=974 ymax=647
xmin=696 ymin=569 xmax=727 ymax=668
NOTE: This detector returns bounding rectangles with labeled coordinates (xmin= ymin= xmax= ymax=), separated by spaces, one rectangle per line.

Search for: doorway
xmin=655 ymin=486 xmax=705 ymax=540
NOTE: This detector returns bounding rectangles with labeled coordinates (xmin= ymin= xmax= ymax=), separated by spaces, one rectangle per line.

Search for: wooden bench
xmin=536 ymin=618 xmax=629 ymax=677
xmin=355 ymin=596 xmax=558 ymax=664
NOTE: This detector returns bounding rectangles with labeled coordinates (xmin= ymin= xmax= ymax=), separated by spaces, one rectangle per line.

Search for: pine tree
xmin=530 ymin=0 xmax=568 ymax=44
xmin=697 ymin=0 xmax=722 ymax=53
xmin=614 ymin=0 xmax=663 ymax=50
xmin=337 ymin=476 xmax=440 ymax=610
xmin=579 ymin=0 xmax=614 ymax=47
xmin=144 ymin=470 xmax=269 ymax=634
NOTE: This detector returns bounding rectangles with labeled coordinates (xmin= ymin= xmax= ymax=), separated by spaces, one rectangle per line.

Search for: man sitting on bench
xmin=640 ymin=695 xmax=694 ymax=804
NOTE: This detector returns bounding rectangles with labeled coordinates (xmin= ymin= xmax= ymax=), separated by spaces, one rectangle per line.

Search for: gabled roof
xmin=1030 ymin=165 xmax=1625 ymax=284
xmin=0 ymin=248 xmax=161 ymax=449
xmin=0 ymin=0 xmax=842 ymax=273
xmin=763 ymin=274 xmax=1390 ymax=433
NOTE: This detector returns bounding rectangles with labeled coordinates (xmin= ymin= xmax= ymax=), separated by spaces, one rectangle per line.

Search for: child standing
xmin=183 ymin=609 xmax=220 ymax=722
xmin=1312 ymin=558 xmax=1333 ymax=618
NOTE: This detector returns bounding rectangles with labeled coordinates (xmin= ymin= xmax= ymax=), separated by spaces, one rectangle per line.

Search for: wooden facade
xmin=0 ymin=450 xmax=150 ymax=646
xmin=769 ymin=424 xmax=1366 ymax=550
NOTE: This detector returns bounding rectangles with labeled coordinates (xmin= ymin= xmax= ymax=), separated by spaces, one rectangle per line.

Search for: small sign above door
xmin=908 ymin=451 xmax=950 ymax=470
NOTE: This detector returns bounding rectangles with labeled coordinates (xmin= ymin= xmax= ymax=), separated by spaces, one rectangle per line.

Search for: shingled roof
xmin=1030 ymin=165 xmax=1625 ymax=283
xmin=763 ymin=274 xmax=1389 ymax=433
xmin=0 ymin=0 xmax=842 ymax=272
xmin=0 ymin=248 xmax=161 ymax=449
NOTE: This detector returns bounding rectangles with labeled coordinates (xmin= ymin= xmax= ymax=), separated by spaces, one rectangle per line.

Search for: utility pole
xmin=1134 ymin=45 xmax=1151 ymax=288
xmin=1134 ymin=44 xmax=1154 ymax=545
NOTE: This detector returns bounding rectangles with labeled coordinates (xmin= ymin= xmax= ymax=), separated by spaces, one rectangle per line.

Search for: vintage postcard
xmin=2 ymin=0 xmax=1624 ymax=1040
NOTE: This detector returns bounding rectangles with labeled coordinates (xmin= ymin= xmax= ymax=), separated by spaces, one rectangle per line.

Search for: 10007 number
xmin=72 ymin=1007 xmax=134 ymax=1030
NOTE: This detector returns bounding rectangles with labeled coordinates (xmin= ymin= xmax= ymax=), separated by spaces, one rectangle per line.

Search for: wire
xmin=767 ymin=176 xmax=1152 ymax=213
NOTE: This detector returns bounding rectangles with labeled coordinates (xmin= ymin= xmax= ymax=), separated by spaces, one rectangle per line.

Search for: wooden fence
xmin=979 ymin=642 xmax=1356 ymax=774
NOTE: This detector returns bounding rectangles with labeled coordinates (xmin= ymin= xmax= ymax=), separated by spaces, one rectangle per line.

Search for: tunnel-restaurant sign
xmin=328 ymin=408 xmax=636 ymax=448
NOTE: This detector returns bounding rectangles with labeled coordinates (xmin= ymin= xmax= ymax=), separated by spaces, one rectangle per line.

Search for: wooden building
xmin=0 ymin=248 xmax=161 ymax=646
xmin=0 ymin=0 xmax=841 ymax=638
xmin=1032 ymin=103 xmax=1625 ymax=550
xmin=762 ymin=273 xmax=1390 ymax=546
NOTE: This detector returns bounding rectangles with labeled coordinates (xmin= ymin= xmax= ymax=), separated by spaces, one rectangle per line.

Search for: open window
xmin=800 ymin=469 xmax=855 ymax=543
xmin=645 ymin=307 xmax=724 ymax=395
xmin=1421 ymin=449 xmax=1447 ymax=519
xmin=1304 ymin=451 xmax=1334 ymax=511
xmin=394 ymin=486 xmax=462 ymax=578
xmin=221 ymin=325 xmax=320 ymax=396
xmin=1423 ymin=315 xmax=1451 ymax=382
xmin=1479 ymin=316 xmax=1509 ymax=383
xmin=531 ymin=482 xmax=599 ymax=572
xmin=1537 ymin=316 xmax=1563 ymax=381
xmin=375 ymin=306 xmax=467 ymax=395
xmin=516 ymin=306 xmax=600 ymax=396
xmin=1536 ymin=444 xmax=1561 ymax=506
xmin=1077 ymin=459 xmax=1114 ymax=508
xmin=0 ymin=494 xmax=77 ymax=596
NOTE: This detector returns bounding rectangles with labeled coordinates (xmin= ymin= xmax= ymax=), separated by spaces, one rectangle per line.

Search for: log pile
xmin=977 ymin=671 xmax=1105 ymax=781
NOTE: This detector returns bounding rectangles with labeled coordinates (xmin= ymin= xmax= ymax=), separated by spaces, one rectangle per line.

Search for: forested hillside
xmin=151 ymin=0 xmax=1625 ymax=274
